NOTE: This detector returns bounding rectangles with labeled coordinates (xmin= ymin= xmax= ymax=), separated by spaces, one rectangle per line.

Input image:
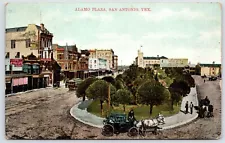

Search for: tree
xmin=114 ymin=79 xmax=125 ymax=90
xmin=195 ymin=64 xmax=201 ymax=75
xmin=169 ymin=79 xmax=190 ymax=110
xmin=115 ymin=74 xmax=123 ymax=81
xmin=86 ymin=80 xmax=116 ymax=116
xmin=131 ymin=77 xmax=149 ymax=104
xmin=137 ymin=81 xmax=167 ymax=116
xmin=76 ymin=77 xmax=97 ymax=101
xmin=102 ymin=76 xmax=116 ymax=85
xmin=184 ymin=73 xmax=195 ymax=87
xmin=115 ymin=89 xmax=132 ymax=112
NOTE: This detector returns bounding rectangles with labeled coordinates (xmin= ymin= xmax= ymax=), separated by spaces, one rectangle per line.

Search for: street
xmin=5 ymin=75 xmax=221 ymax=139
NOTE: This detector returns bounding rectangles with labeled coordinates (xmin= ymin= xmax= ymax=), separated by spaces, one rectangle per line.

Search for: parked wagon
xmin=196 ymin=98 xmax=214 ymax=118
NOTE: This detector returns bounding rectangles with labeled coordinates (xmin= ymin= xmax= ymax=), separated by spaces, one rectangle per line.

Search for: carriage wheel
xmin=139 ymin=127 xmax=146 ymax=136
xmin=128 ymin=127 xmax=139 ymax=137
xmin=102 ymin=124 xmax=114 ymax=136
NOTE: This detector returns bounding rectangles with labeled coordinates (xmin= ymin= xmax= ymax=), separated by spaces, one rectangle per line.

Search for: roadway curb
xmin=70 ymin=101 xmax=104 ymax=128
xmin=160 ymin=113 xmax=198 ymax=130
xmin=70 ymin=102 xmax=198 ymax=130
xmin=70 ymin=86 xmax=199 ymax=130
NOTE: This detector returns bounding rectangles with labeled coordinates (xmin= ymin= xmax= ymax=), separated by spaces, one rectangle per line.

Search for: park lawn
xmin=87 ymin=99 xmax=180 ymax=120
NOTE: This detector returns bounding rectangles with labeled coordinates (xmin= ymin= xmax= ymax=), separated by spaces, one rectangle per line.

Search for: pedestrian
xmin=204 ymin=79 xmax=205 ymax=83
xmin=190 ymin=102 xmax=194 ymax=114
xmin=185 ymin=101 xmax=189 ymax=114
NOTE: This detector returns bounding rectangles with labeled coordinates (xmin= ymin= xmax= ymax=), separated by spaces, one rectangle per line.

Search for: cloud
xmin=198 ymin=29 xmax=221 ymax=41
xmin=44 ymin=10 xmax=113 ymax=23
xmin=139 ymin=8 xmax=217 ymax=22
xmin=77 ymin=12 xmax=113 ymax=22
xmin=142 ymin=32 xmax=191 ymax=40
xmin=54 ymin=39 xmax=76 ymax=46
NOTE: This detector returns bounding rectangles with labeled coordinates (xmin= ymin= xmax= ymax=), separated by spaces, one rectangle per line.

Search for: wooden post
xmin=10 ymin=65 xmax=13 ymax=94
xmin=108 ymin=83 xmax=110 ymax=115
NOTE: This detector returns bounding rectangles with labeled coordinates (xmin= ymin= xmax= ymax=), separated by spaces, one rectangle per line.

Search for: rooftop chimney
xmin=213 ymin=61 xmax=215 ymax=64
xmin=40 ymin=23 xmax=44 ymax=30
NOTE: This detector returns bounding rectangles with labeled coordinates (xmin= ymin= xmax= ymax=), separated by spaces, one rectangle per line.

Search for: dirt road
xmin=5 ymin=75 xmax=221 ymax=139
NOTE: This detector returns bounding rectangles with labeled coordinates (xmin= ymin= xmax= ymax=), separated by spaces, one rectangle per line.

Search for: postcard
xmin=5 ymin=2 xmax=221 ymax=140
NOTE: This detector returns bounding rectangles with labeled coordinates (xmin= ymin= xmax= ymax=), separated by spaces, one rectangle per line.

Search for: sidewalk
xmin=5 ymin=86 xmax=53 ymax=97
xmin=70 ymin=86 xmax=199 ymax=130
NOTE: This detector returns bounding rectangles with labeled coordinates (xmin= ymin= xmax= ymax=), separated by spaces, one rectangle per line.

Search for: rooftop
xmin=199 ymin=63 xmax=221 ymax=67
xmin=53 ymin=44 xmax=78 ymax=52
xmin=143 ymin=56 xmax=168 ymax=60
xmin=6 ymin=24 xmax=53 ymax=35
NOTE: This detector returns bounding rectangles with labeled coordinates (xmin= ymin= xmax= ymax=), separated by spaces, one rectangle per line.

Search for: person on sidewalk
xmin=185 ymin=101 xmax=189 ymax=114
xmin=190 ymin=102 xmax=194 ymax=114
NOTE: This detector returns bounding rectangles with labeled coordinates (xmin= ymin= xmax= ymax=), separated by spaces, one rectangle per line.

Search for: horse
xmin=199 ymin=104 xmax=213 ymax=118
xmin=135 ymin=113 xmax=165 ymax=128
xmin=134 ymin=113 xmax=165 ymax=135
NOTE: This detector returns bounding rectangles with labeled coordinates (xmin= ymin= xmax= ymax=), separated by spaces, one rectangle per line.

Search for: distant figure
xmin=204 ymin=96 xmax=210 ymax=106
xmin=204 ymin=79 xmax=205 ymax=83
xmin=185 ymin=101 xmax=189 ymax=114
xmin=190 ymin=102 xmax=194 ymax=114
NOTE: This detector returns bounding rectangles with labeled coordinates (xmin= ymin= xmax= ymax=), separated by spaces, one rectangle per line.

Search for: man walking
xmin=190 ymin=102 xmax=194 ymax=114
xmin=185 ymin=101 xmax=189 ymax=114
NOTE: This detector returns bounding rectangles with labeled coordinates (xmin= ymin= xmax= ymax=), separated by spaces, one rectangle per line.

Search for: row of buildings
xmin=135 ymin=50 xmax=221 ymax=77
xmin=5 ymin=23 xmax=118 ymax=94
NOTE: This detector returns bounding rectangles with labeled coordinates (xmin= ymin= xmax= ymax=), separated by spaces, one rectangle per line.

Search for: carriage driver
xmin=128 ymin=108 xmax=136 ymax=122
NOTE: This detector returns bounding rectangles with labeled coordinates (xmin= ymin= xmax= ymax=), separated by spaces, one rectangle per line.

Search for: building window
xmin=44 ymin=52 xmax=47 ymax=58
xmin=42 ymin=39 xmax=44 ymax=47
xmin=212 ymin=68 xmax=215 ymax=70
xmin=23 ymin=64 xmax=32 ymax=74
xmin=26 ymin=39 xmax=30 ymax=48
xmin=94 ymin=60 xmax=96 ymax=63
xmin=59 ymin=54 xmax=62 ymax=60
xmin=15 ymin=52 xmax=20 ymax=58
xmin=5 ymin=65 xmax=7 ymax=70
xmin=33 ymin=65 xmax=40 ymax=74
xmin=5 ymin=52 xmax=9 ymax=58
xmin=11 ymin=40 xmax=16 ymax=49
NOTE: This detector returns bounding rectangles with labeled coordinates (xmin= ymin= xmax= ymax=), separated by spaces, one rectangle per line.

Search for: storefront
xmin=5 ymin=74 xmax=30 ymax=94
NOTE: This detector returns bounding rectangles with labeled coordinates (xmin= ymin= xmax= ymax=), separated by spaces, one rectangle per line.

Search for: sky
xmin=6 ymin=3 xmax=221 ymax=65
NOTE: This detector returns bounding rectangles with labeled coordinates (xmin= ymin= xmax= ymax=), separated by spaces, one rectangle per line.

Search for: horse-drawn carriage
xmin=196 ymin=97 xmax=214 ymax=118
xmin=101 ymin=112 xmax=165 ymax=137
xmin=101 ymin=113 xmax=139 ymax=136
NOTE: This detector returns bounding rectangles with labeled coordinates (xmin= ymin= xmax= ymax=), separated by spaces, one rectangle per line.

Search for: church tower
xmin=137 ymin=50 xmax=144 ymax=68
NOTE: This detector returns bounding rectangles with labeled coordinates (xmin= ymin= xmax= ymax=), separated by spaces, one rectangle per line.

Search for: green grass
xmin=87 ymin=99 xmax=180 ymax=120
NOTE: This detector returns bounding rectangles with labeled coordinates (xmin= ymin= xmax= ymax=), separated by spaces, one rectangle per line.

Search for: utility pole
xmin=108 ymin=82 xmax=110 ymax=115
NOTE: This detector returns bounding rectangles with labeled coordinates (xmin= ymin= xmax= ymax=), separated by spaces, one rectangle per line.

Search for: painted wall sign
xmin=10 ymin=59 xmax=23 ymax=67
